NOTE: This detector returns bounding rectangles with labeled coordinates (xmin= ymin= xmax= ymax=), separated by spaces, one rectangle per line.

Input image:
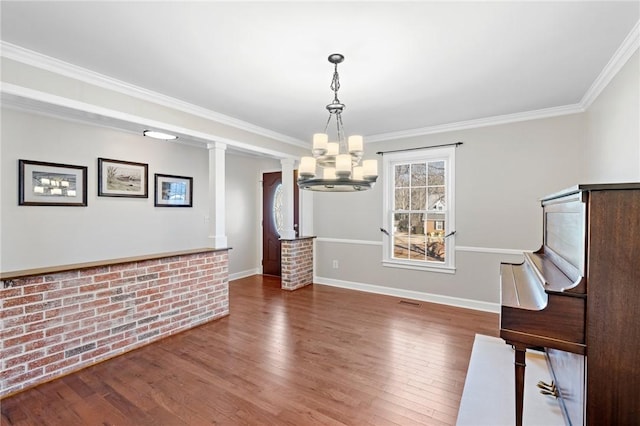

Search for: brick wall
xmin=0 ymin=249 xmax=229 ymax=398
xmin=281 ymin=237 xmax=314 ymax=290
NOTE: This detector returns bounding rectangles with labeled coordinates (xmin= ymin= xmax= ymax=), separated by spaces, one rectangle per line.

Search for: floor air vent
xmin=399 ymin=300 xmax=421 ymax=307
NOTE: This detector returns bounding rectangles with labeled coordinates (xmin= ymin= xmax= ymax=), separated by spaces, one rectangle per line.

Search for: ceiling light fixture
xmin=298 ymin=54 xmax=378 ymax=192
xmin=143 ymin=130 xmax=178 ymax=140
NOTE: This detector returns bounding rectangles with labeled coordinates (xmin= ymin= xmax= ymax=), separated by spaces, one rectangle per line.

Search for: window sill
xmin=382 ymin=260 xmax=456 ymax=274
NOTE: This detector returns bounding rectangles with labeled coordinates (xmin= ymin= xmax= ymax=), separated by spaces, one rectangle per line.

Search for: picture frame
xmin=98 ymin=158 xmax=148 ymax=198
xmin=19 ymin=159 xmax=88 ymax=206
xmin=154 ymin=174 xmax=193 ymax=207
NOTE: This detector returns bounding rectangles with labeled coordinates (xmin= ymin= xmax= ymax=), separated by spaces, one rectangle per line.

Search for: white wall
xmin=0 ymin=108 xmax=285 ymax=279
xmin=584 ymin=50 xmax=640 ymax=182
xmin=314 ymin=113 xmax=586 ymax=309
xmin=313 ymin=49 xmax=640 ymax=310
xmin=225 ymin=153 xmax=280 ymax=279
xmin=1 ymin=108 xmax=209 ymax=272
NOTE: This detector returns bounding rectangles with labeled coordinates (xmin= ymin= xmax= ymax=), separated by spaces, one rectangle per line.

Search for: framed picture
xmin=98 ymin=158 xmax=148 ymax=198
xmin=19 ymin=159 xmax=88 ymax=206
xmin=154 ymin=174 xmax=193 ymax=207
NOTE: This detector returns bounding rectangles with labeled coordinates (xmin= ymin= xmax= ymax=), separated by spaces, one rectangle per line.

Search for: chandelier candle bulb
xmin=363 ymin=159 xmax=378 ymax=180
xmin=336 ymin=154 xmax=352 ymax=178
xmin=352 ymin=166 xmax=364 ymax=181
xmin=324 ymin=167 xmax=337 ymax=180
xmin=299 ymin=157 xmax=317 ymax=178
xmin=348 ymin=135 xmax=363 ymax=153
xmin=313 ymin=133 xmax=328 ymax=154
xmin=327 ymin=142 xmax=339 ymax=156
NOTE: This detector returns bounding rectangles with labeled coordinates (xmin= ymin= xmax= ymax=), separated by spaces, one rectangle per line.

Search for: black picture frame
xmin=98 ymin=158 xmax=149 ymax=198
xmin=18 ymin=159 xmax=88 ymax=206
xmin=154 ymin=174 xmax=193 ymax=207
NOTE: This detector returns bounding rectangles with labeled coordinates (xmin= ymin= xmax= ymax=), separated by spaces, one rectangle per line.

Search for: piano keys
xmin=499 ymin=183 xmax=640 ymax=426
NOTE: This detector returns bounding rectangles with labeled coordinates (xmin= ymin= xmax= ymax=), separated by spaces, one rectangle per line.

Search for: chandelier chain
xmin=330 ymin=63 xmax=341 ymax=104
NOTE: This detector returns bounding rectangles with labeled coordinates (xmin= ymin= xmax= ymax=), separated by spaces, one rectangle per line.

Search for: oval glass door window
xmin=273 ymin=183 xmax=284 ymax=236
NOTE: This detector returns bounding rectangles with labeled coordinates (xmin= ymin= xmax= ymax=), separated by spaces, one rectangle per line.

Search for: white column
xmin=208 ymin=142 xmax=228 ymax=248
xmin=280 ymin=158 xmax=297 ymax=240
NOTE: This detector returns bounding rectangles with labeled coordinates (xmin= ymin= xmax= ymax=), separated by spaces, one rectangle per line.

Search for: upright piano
xmin=500 ymin=183 xmax=640 ymax=426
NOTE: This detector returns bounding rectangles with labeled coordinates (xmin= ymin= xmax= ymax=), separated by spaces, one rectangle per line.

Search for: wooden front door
xmin=262 ymin=171 xmax=299 ymax=276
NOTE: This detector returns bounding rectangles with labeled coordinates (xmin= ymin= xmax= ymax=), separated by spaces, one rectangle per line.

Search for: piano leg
xmin=513 ymin=344 xmax=527 ymax=426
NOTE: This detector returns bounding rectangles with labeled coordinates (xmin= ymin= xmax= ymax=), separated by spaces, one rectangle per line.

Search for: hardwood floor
xmin=1 ymin=275 xmax=499 ymax=425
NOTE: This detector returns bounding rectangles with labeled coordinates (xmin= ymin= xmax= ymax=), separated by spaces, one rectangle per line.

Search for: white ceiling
xmin=1 ymin=1 xmax=639 ymax=145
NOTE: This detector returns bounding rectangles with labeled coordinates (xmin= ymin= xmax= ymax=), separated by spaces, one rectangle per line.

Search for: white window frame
xmin=382 ymin=146 xmax=456 ymax=273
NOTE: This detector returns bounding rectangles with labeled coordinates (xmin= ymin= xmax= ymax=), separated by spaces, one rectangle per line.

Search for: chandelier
xmin=298 ymin=54 xmax=378 ymax=192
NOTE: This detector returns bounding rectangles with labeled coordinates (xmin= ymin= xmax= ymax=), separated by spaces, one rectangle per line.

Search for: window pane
xmin=393 ymin=213 xmax=409 ymax=259
xmin=395 ymin=188 xmax=410 ymax=210
xmin=395 ymin=164 xmax=410 ymax=187
xmin=427 ymin=236 xmax=445 ymax=262
xmin=428 ymin=186 xmax=445 ymax=210
xmin=273 ymin=184 xmax=284 ymax=236
xmin=426 ymin=213 xmax=445 ymax=262
xmin=411 ymin=163 xmax=426 ymax=186
xmin=410 ymin=187 xmax=426 ymax=210
xmin=428 ymin=161 xmax=445 ymax=185
xmin=409 ymin=213 xmax=426 ymax=260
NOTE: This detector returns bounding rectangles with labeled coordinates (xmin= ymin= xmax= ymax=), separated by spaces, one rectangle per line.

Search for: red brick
xmin=61 ymin=276 xmax=93 ymax=288
xmin=111 ymin=336 xmax=137 ymax=351
xmin=79 ymin=281 xmax=110 ymax=293
xmin=45 ymin=287 xmax=78 ymax=300
xmin=44 ymin=356 xmax=80 ymax=374
xmin=96 ymin=302 xmax=125 ymax=315
xmin=3 ymin=294 xmax=44 ymax=308
xmin=79 ymin=266 xmax=108 ymax=276
xmin=4 ymin=330 xmax=44 ymax=348
xmin=81 ymin=329 xmax=110 ymax=344
xmin=64 ymin=325 xmax=96 ymax=340
xmin=27 ymin=352 xmax=65 ymax=369
xmin=45 ymin=270 xmax=79 ymax=281
xmin=94 ymin=271 xmax=123 ymax=283
xmin=81 ymin=345 xmax=111 ymax=361
xmin=46 ymin=322 xmax=79 ymax=338
xmin=25 ymin=316 xmax=61 ymax=332
xmin=0 ymin=365 xmax=26 ymax=381
xmin=137 ymin=259 xmax=160 ymax=268
xmin=25 ymin=334 xmax=63 ymax=352
xmin=4 ymin=350 xmax=45 ymax=368
xmin=22 ymin=282 xmax=61 ymax=295
xmin=46 ymin=338 xmax=81 ymax=355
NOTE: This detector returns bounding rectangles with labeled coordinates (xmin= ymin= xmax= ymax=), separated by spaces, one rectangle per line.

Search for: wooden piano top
xmin=500 ymin=250 xmax=586 ymax=354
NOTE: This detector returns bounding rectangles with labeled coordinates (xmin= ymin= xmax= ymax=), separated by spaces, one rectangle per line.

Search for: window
xmin=273 ymin=183 xmax=284 ymax=236
xmin=382 ymin=146 xmax=455 ymax=273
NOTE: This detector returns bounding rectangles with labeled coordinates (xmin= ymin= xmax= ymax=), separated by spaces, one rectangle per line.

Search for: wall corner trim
xmin=580 ymin=20 xmax=640 ymax=109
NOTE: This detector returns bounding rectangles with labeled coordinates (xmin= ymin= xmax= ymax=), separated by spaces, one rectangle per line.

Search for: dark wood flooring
xmin=1 ymin=275 xmax=499 ymax=425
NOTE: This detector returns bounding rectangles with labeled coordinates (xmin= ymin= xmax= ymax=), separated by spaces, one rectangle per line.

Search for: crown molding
xmin=0 ymin=41 xmax=308 ymax=149
xmin=1 ymin=82 xmax=298 ymax=160
xmin=365 ymin=103 xmax=585 ymax=143
xmin=580 ymin=20 xmax=640 ymax=109
xmin=3 ymin=15 xmax=638 ymax=148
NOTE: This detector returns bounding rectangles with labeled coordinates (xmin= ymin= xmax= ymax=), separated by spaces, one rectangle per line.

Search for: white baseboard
xmin=229 ymin=268 xmax=260 ymax=281
xmin=314 ymin=276 xmax=500 ymax=313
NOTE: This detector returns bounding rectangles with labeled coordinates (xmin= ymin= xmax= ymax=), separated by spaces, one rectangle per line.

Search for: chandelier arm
xmin=336 ymin=112 xmax=345 ymax=148
xmin=323 ymin=113 xmax=333 ymax=133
